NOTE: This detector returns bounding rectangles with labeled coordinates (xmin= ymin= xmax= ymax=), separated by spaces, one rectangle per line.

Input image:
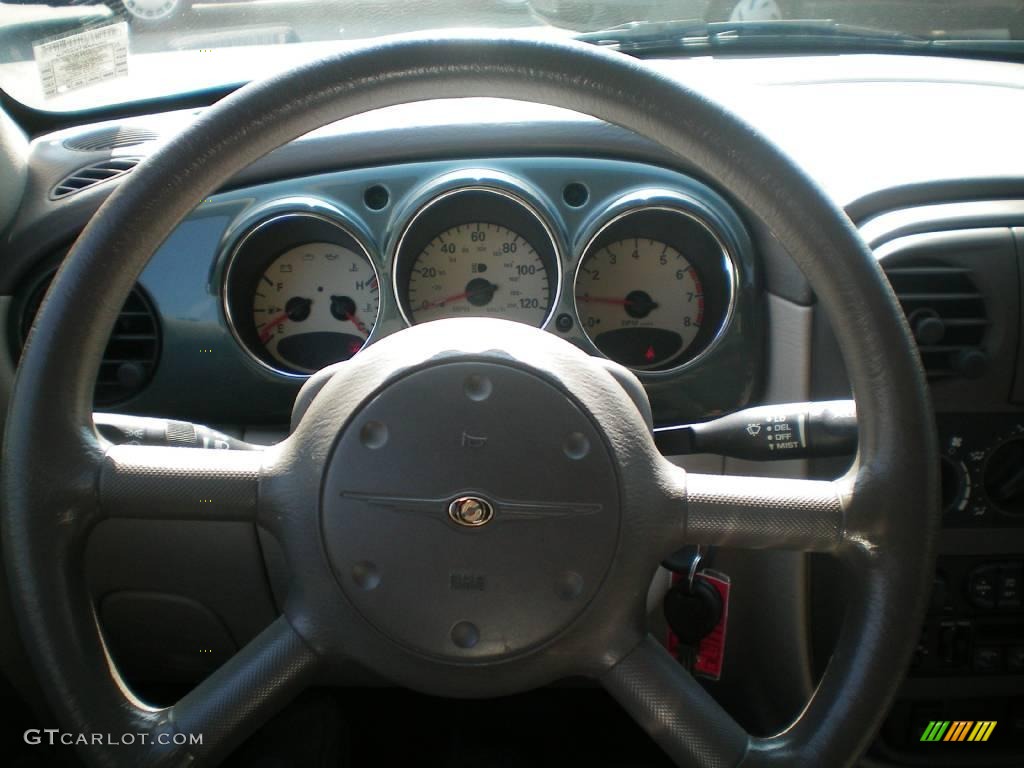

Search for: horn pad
xmin=321 ymin=361 xmax=621 ymax=662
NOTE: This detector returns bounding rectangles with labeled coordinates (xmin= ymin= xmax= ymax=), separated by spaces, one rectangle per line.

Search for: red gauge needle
xmin=258 ymin=312 xmax=289 ymax=344
xmin=576 ymin=295 xmax=633 ymax=306
xmin=420 ymin=283 xmax=498 ymax=311
xmin=344 ymin=310 xmax=370 ymax=337
xmin=330 ymin=295 xmax=371 ymax=337
xmin=421 ymin=289 xmax=472 ymax=310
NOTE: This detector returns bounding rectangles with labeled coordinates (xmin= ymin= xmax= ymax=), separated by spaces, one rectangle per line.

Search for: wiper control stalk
xmin=654 ymin=400 xmax=857 ymax=460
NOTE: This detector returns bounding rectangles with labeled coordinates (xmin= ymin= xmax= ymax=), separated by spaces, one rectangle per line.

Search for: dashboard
xmin=10 ymin=156 xmax=761 ymax=427
xmin=1 ymin=52 xmax=1024 ymax=766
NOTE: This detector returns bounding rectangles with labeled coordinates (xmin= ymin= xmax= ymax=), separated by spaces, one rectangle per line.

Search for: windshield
xmin=1 ymin=0 xmax=1023 ymax=112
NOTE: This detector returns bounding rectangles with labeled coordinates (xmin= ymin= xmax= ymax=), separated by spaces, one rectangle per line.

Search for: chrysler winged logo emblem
xmin=339 ymin=491 xmax=602 ymax=526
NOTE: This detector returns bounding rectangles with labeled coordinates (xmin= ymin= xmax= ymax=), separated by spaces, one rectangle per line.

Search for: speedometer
xmin=395 ymin=185 xmax=561 ymax=329
xmin=406 ymin=223 xmax=550 ymax=325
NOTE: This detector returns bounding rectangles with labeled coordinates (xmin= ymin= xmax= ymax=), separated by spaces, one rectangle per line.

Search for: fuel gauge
xmin=223 ymin=210 xmax=380 ymax=376
xmin=253 ymin=241 xmax=379 ymax=373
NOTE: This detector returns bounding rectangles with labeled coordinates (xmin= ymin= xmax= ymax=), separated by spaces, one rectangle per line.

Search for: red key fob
xmin=692 ymin=569 xmax=730 ymax=680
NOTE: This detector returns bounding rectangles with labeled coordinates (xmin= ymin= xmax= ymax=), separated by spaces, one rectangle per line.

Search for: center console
xmin=814 ymin=210 xmax=1024 ymax=764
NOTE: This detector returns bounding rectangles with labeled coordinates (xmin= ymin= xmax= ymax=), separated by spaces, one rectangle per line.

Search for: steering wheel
xmin=2 ymin=36 xmax=938 ymax=768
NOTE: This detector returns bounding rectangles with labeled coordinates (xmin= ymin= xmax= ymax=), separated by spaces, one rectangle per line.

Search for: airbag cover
xmin=321 ymin=361 xmax=620 ymax=661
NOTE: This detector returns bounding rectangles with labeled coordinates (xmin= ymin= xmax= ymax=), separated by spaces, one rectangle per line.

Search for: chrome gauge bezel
xmin=391 ymin=177 xmax=563 ymax=329
xmin=221 ymin=207 xmax=380 ymax=378
xmin=572 ymin=193 xmax=739 ymax=378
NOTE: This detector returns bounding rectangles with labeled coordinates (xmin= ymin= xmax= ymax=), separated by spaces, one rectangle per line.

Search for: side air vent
xmin=883 ymin=259 xmax=988 ymax=379
xmin=19 ymin=273 xmax=161 ymax=406
xmin=50 ymin=157 xmax=141 ymax=199
xmin=64 ymin=126 xmax=158 ymax=151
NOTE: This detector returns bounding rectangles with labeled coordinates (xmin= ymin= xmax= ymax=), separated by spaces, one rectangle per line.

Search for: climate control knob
xmin=940 ymin=456 xmax=970 ymax=515
xmin=983 ymin=436 xmax=1024 ymax=516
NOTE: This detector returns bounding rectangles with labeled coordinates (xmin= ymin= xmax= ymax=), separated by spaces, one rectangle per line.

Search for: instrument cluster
xmin=221 ymin=170 xmax=740 ymax=380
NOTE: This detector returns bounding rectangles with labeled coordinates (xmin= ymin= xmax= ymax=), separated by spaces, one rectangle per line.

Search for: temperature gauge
xmin=223 ymin=211 xmax=381 ymax=376
xmin=253 ymin=242 xmax=379 ymax=373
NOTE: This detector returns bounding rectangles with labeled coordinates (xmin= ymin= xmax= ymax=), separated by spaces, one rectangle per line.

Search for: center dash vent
xmin=51 ymin=157 xmax=141 ymax=200
xmin=64 ymin=126 xmax=158 ymax=151
xmin=18 ymin=273 xmax=161 ymax=406
xmin=882 ymin=259 xmax=988 ymax=379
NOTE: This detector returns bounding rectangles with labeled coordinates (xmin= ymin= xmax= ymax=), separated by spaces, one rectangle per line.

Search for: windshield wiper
xmin=576 ymin=18 xmax=1024 ymax=59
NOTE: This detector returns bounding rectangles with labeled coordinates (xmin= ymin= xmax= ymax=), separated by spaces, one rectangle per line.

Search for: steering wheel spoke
xmin=159 ymin=615 xmax=320 ymax=765
xmin=657 ymin=465 xmax=849 ymax=556
xmin=98 ymin=444 xmax=264 ymax=522
xmin=602 ymin=636 xmax=749 ymax=768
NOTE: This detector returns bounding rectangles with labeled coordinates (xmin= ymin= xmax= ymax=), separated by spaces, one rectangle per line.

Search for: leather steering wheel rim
xmin=2 ymin=35 xmax=938 ymax=768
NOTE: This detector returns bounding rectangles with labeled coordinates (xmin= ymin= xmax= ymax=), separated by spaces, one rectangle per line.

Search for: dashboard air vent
xmin=64 ymin=126 xmax=158 ymax=151
xmin=50 ymin=157 xmax=141 ymax=200
xmin=882 ymin=259 xmax=988 ymax=379
xmin=19 ymin=274 xmax=161 ymax=406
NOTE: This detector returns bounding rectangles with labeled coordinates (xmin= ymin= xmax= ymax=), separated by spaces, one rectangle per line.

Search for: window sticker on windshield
xmin=33 ymin=22 xmax=129 ymax=100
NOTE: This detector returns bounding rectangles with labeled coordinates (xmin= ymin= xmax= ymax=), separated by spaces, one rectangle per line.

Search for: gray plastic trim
xmin=0 ymin=107 xmax=28 ymax=236
xmin=861 ymin=199 xmax=1024 ymax=250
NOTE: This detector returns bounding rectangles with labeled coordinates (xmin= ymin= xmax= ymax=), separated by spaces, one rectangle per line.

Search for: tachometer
xmin=574 ymin=203 xmax=735 ymax=372
xmin=406 ymin=223 xmax=550 ymax=325
xmin=576 ymin=238 xmax=703 ymax=369
xmin=395 ymin=185 xmax=561 ymax=328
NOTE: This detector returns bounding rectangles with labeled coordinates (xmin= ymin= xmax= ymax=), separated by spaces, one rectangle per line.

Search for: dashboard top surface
xmin=4 ymin=52 xmax=1023 ymax=429
xmin=9 ymin=52 xmax=1024 ymax=232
